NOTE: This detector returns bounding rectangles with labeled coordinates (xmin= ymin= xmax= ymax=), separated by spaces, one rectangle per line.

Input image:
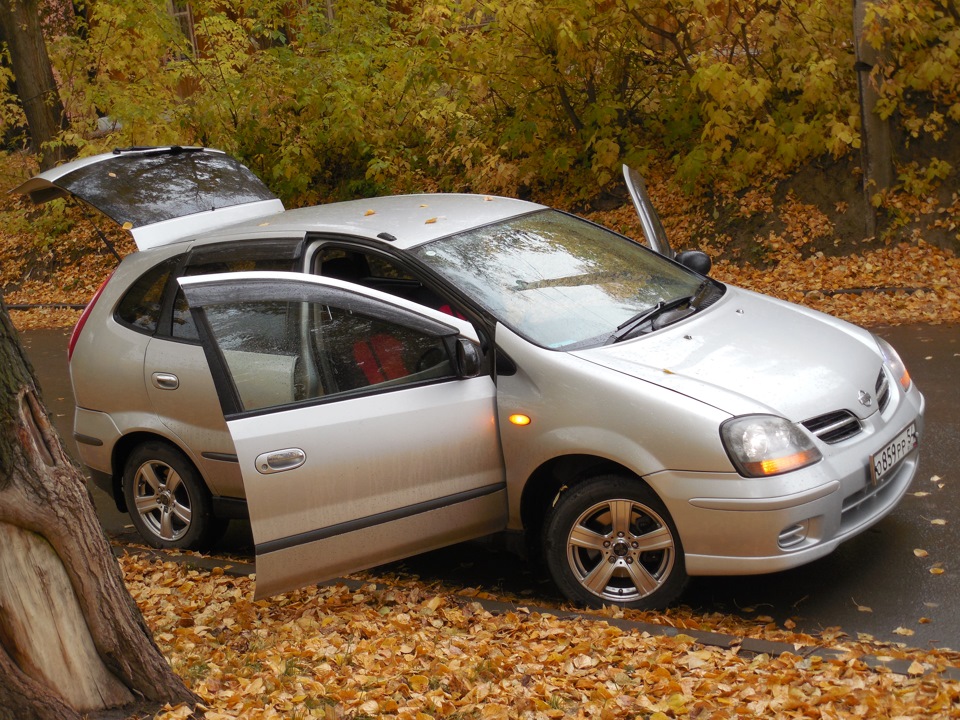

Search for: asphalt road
xmin=20 ymin=322 xmax=960 ymax=650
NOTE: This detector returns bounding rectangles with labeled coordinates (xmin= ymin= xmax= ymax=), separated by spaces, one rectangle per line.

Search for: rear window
xmin=53 ymin=148 xmax=276 ymax=229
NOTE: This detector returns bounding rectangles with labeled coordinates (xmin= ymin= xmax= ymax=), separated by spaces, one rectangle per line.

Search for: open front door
xmin=622 ymin=165 xmax=674 ymax=259
xmin=181 ymin=272 xmax=507 ymax=598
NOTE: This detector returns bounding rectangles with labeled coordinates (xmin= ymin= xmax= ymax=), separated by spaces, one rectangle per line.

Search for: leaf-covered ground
xmin=122 ymin=554 xmax=960 ymax=720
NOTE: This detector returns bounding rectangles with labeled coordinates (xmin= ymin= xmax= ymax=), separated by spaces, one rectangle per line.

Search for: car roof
xmin=187 ymin=193 xmax=546 ymax=251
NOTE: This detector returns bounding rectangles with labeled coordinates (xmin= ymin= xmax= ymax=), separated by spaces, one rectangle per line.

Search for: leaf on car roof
xmin=425 ymin=217 xmax=438 ymax=224
xmin=364 ymin=209 xmax=376 ymax=216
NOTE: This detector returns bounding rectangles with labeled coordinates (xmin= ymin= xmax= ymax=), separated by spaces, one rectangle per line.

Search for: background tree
xmin=854 ymin=0 xmax=895 ymax=238
xmin=0 ymin=299 xmax=196 ymax=720
xmin=0 ymin=0 xmax=72 ymax=169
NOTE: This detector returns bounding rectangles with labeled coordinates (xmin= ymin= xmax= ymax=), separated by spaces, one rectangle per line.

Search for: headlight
xmin=876 ymin=335 xmax=911 ymax=392
xmin=720 ymin=415 xmax=822 ymax=478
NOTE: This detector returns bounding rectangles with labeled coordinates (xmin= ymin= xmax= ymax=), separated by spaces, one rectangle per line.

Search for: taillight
xmin=68 ymin=274 xmax=113 ymax=361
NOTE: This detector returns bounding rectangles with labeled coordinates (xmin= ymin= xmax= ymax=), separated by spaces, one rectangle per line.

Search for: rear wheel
xmin=542 ymin=475 xmax=687 ymax=609
xmin=122 ymin=441 xmax=225 ymax=550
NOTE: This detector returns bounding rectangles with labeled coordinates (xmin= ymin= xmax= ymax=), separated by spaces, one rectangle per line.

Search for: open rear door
xmin=623 ymin=165 xmax=674 ymax=259
xmin=181 ymin=271 xmax=507 ymax=598
xmin=13 ymin=146 xmax=284 ymax=250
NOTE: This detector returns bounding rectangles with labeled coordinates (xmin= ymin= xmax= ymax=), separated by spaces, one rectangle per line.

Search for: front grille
xmin=802 ymin=410 xmax=862 ymax=444
xmin=876 ymin=370 xmax=890 ymax=413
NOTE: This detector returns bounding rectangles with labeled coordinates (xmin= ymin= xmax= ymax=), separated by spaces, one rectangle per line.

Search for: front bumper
xmin=647 ymin=387 xmax=925 ymax=576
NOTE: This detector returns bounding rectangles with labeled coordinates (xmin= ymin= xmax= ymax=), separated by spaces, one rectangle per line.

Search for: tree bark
xmin=0 ymin=300 xmax=197 ymax=720
xmin=0 ymin=0 xmax=72 ymax=169
xmin=853 ymin=0 xmax=895 ymax=238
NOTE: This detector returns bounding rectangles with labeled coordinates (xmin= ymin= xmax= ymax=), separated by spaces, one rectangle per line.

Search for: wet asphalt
xmin=20 ymin=322 xmax=960 ymax=651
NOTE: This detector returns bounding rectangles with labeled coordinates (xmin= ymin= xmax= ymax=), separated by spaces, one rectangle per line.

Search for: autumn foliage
xmin=0 ymin=0 xmax=949 ymax=207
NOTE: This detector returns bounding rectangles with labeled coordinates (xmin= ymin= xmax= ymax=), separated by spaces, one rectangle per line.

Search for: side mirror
xmin=456 ymin=338 xmax=483 ymax=378
xmin=675 ymin=250 xmax=712 ymax=276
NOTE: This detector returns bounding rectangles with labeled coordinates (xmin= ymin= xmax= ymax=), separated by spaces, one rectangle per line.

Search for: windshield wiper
xmin=611 ymin=301 xmax=667 ymax=343
xmin=611 ymin=281 xmax=713 ymax=344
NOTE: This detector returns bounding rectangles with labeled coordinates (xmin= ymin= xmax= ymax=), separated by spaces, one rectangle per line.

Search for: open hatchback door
xmin=622 ymin=164 xmax=674 ymax=258
xmin=180 ymin=271 xmax=508 ymax=599
xmin=13 ymin=146 xmax=284 ymax=251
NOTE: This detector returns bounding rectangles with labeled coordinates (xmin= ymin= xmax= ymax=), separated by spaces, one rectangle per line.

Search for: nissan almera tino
xmin=16 ymin=147 xmax=924 ymax=608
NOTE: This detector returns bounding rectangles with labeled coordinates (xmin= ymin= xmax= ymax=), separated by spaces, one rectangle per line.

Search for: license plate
xmin=870 ymin=423 xmax=918 ymax=485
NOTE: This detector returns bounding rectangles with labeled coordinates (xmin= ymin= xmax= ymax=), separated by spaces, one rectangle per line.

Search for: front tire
xmin=122 ymin=441 xmax=224 ymax=550
xmin=542 ymin=475 xmax=687 ymax=609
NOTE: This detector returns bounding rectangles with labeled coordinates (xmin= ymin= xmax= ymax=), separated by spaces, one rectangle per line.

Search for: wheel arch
xmin=519 ymin=454 xmax=648 ymax=550
xmin=109 ymin=431 xmax=199 ymax=512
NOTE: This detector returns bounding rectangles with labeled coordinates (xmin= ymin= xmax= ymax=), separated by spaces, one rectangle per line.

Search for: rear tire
xmin=542 ymin=475 xmax=687 ymax=609
xmin=122 ymin=441 xmax=224 ymax=550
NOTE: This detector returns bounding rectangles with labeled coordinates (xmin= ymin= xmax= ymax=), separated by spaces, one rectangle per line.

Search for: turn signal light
xmin=509 ymin=414 xmax=531 ymax=426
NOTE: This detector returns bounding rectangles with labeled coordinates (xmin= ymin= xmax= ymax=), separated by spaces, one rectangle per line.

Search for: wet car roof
xmin=190 ymin=193 xmax=545 ymax=251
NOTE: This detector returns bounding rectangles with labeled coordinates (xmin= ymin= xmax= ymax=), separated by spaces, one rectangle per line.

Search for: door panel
xmin=227 ymin=376 xmax=504 ymax=549
xmin=254 ymin=490 xmax=506 ymax=598
xmin=144 ymin=338 xmax=242 ymax=498
xmin=181 ymin=272 xmax=507 ymax=598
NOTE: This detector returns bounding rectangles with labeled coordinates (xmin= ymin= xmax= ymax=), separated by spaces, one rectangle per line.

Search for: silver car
xmin=16 ymin=147 xmax=925 ymax=608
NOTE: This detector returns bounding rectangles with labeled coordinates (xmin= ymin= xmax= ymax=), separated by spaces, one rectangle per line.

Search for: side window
xmin=115 ymin=257 xmax=179 ymax=334
xmin=203 ymin=301 xmax=300 ymax=411
xmin=172 ymin=256 xmax=297 ymax=340
xmin=315 ymin=246 xmax=461 ymax=315
xmin=317 ymin=307 xmax=454 ymax=396
xmin=202 ymin=299 xmax=455 ymax=413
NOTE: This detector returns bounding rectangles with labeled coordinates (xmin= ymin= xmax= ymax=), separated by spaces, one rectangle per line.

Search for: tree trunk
xmin=0 ymin=300 xmax=197 ymax=720
xmin=0 ymin=0 xmax=72 ymax=170
xmin=853 ymin=0 xmax=894 ymax=238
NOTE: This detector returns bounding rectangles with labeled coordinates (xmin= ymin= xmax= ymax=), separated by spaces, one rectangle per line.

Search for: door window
xmin=201 ymin=299 xmax=456 ymax=413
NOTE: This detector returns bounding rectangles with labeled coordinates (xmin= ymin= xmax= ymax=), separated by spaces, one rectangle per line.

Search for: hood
xmin=573 ymin=287 xmax=883 ymax=422
xmin=12 ymin=146 xmax=284 ymax=251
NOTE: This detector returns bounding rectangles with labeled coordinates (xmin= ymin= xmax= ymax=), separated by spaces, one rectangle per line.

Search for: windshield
xmin=411 ymin=210 xmax=710 ymax=349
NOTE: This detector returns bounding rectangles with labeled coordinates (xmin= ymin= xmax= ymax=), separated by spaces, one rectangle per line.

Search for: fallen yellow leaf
xmin=913 ymin=548 xmax=929 ymax=558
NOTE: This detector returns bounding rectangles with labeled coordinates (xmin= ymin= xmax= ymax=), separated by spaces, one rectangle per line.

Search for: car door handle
xmin=151 ymin=372 xmax=180 ymax=390
xmin=255 ymin=448 xmax=306 ymax=475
